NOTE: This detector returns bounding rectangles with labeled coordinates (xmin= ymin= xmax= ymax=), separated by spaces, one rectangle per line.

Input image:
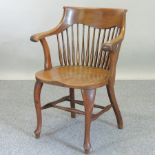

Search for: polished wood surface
xmin=36 ymin=66 xmax=110 ymax=89
xmin=81 ymin=89 xmax=96 ymax=154
xmin=34 ymin=81 xmax=43 ymax=138
xmin=31 ymin=6 xmax=127 ymax=154
xmin=31 ymin=7 xmax=127 ymax=42
xmin=31 ymin=7 xmax=126 ymax=69
xmin=69 ymin=88 xmax=76 ymax=118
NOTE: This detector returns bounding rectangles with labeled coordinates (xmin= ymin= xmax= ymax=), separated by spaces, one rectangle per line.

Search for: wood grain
xmin=31 ymin=7 xmax=127 ymax=154
xmin=35 ymin=66 xmax=110 ymax=89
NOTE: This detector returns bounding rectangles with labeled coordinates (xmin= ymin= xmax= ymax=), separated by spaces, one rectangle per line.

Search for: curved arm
xmin=40 ymin=38 xmax=52 ymax=69
xmin=103 ymin=27 xmax=125 ymax=85
xmin=30 ymin=27 xmax=58 ymax=42
xmin=102 ymin=26 xmax=125 ymax=52
xmin=30 ymin=23 xmax=67 ymax=42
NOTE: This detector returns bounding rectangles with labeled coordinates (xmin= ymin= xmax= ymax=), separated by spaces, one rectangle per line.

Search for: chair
xmin=30 ymin=7 xmax=127 ymax=154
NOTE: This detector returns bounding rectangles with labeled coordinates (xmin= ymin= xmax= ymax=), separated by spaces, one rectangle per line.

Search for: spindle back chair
xmin=31 ymin=7 xmax=127 ymax=154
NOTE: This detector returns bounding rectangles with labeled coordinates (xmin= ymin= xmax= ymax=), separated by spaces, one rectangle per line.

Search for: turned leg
xmin=106 ymin=84 xmax=123 ymax=129
xmin=70 ymin=88 xmax=76 ymax=118
xmin=34 ymin=80 xmax=43 ymax=138
xmin=81 ymin=89 xmax=96 ymax=154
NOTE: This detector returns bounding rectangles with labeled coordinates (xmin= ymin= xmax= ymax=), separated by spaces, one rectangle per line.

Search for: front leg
xmin=34 ymin=80 xmax=43 ymax=138
xmin=81 ymin=89 xmax=96 ymax=154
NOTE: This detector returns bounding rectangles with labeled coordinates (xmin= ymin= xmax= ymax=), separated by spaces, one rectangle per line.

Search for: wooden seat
xmin=36 ymin=66 xmax=110 ymax=89
xmin=31 ymin=6 xmax=127 ymax=154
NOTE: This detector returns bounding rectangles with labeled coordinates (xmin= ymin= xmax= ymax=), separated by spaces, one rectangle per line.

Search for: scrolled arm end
xmin=30 ymin=25 xmax=63 ymax=43
xmin=102 ymin=43 xmax=113 ymax=51
xmin=30 ymin=29 xmax=54 ymax=42
xmin=30 ymin=34 xmax=40 ymax=42
xmin=102 ymin=27 xmax=125 ymax=52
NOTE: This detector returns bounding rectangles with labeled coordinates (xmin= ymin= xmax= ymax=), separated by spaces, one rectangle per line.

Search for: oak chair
xmin=30 ymin=7 xmax=127 ymax=154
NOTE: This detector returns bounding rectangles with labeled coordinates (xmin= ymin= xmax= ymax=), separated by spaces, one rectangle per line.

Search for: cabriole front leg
xmin=81 ymin=89 xmax=96 ymax=154
xmin=34 ymin=80 xmax=43 ymax=138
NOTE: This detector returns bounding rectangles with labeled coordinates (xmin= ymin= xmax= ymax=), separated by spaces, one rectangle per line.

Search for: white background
xmin=0 ymin=0 xmax=155 ymax=80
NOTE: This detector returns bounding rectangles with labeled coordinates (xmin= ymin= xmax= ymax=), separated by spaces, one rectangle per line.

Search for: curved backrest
xmin=63 ymin=7 xmax=126 ymax=28
xmin=55 ymin=7 xmax=127 ymax=69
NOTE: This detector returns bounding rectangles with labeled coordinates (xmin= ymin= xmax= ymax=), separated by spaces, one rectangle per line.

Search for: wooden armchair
xmin=30 ymin=7 xmax=127 ymax=154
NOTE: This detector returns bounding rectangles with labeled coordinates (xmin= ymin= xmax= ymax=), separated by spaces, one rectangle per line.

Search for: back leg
xmin=106 ymin=84 xmax=123 ymax=129
xmin=70 ymin=88 xmax=76 ymax=118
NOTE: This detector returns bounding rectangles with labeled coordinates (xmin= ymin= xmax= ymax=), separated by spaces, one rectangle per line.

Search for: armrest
xmin=102 ymin=27 xmax=125 ymax=52
xmin=30 ymin=27 xmax=59 ymax=42
xmin=30 ymin=21 xmax=67 ymax=42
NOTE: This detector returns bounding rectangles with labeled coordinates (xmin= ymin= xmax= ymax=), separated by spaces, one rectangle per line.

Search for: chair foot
xmin=34 ymin=81 xmax=43 ymax=138
xmin=70 ymin=88 xmax=76 ymax=118
xmin=106 ymin=84 xmax=123 ymax=129
xmin=81 ymin=89 xmax=96 ymax=154
xmin=71 ymin=113 xmax=76 ymax=118
xmin=34 ymin=130 xmax=41 ymax=139
xmin=84 ymin=143 xmax=92 ymax=154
